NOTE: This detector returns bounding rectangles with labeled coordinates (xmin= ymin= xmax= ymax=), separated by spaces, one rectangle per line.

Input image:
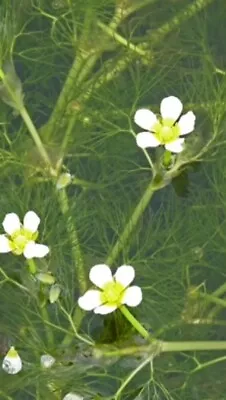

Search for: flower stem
xmin=57 ymin=189 xmax=87 ymax=293
xmin=120 ymin=305 xmax=150 ymax=339
xmin=106 ymin=179 xmax=157 ymax=265
xmin=27 ymin=258 xmax=36 ymax=274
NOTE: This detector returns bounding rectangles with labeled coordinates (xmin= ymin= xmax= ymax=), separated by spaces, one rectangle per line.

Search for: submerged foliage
xmin=0 ymin=0 xmax=226 ymax=399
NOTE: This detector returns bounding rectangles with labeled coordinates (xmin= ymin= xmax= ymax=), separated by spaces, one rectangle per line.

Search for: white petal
xmin=160 ymin=96 xmax=183 ymax=121
xmin=121 ymin=286 xmax=143 ymax=307
xmin=114 ymin=265 xmax=135 ymax=287
xmin=78 ymin=289 xmax=102 ymax=311
xmin=136 ymin=132 xmax=161 ymax=149
xmin=89 ymin=264 xmax=113 ymax=288
xmin=2 ymin=213 xmax=21 ymax=235
xmin=165 ymin=138 xmax=185 ymax=153
xmin=23 ymin=242 xmax=49 ymax=259
xmin=40 ymin=354 xmax=56 ymax=368
xmin=134 ymin=109 xmax=157 ymax=131
xmin=0 ymin=235 xmax=11 ymax=253
xmin=63 ymin=393 xmax=84 ymax=400
xmin=178 ymin=111 xmax=196 ymax=135
xmin=2 ymin=347 xmax=22 ymax=375
xmin=23 ymin=211 xmax=40 ymax=233
xmin=94 ymin=304 xmax=117 ymax=315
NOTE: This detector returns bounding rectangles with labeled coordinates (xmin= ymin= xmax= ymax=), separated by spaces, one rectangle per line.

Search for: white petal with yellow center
xmin=78 ymin=289 xmax=102 ymax=310
xmin=165 ymin=138 xmax=185 ymax=153
xmin=94 ymin=304 xmax=117 ymax=315
xmin=121 ymin=286 xmax=143 ymax=307
xmin=134 ymin=109 xmax=157 ymax=130
xmin=114 ymin=265 xmax=135 ymax=287
xmin=89 ymin=264 xmax=113 ymax=288
xmin=3 ymin=213 xmax=21 ymax=235
xmin=160 ymin=96 xmax=183 ymax=122
xmin=0 ymin=235 xmax=11 ymax=253
xmin=2 ymin=346 xmax=22 ymax=375
xmin=23 ymin=242 xmax=49 ymax=259
xmin=178 ymin=111 xmax=196 ymax=135
xmin=136 ymin=132 xmax=161 ymax=149
xmin=23 ymin=211 xmax=40 ymax=233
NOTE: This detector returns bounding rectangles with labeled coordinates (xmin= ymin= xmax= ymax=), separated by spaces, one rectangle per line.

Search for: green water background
xmin=0 ymin=0 xmax=226 ymax=399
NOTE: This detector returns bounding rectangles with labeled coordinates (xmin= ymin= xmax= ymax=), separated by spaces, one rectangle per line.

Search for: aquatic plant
xmin=0 ymin=0 xmax=226 ymax=399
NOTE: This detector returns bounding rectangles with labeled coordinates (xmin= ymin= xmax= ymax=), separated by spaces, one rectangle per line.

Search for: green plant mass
xmin=1 ymin=0 xmax=226 ymax=398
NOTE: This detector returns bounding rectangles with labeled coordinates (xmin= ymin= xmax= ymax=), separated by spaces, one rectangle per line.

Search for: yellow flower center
xmin=153 ymin=118 xmax=180 ymax=144
xmin=9 ymin=228 xmax=38 ymax=255
xmin=101 ymin=281 xmax=125 ymax=306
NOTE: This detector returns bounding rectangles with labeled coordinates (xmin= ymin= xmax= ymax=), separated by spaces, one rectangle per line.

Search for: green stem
xmin=57 ymin=189 xmax=87 ymax=293
xmin=0 ymin=268 xmax=30 ymax=293
xmin=199 ymin=292 xmax=226 ymax=308
xmin=58 ymin=302 xmax=94 ymax=346
xmin=19 ymin=106 xmax=56 ymax=176
xmin=120 ymin=305 xmax=150 ymax=339
xmin=27 ymin=258 xmax=37 ymax=274
xmin=43 ymin=5 xmax=105 ymax=141
xmin=39 ymin=306 xmax=54 ymax=347
xmin=106 ymin=179 xmax=157 ymax=265
xmin=45 ymin=0 xmax=151 ymax=142
xmin=57 ymin=114 xmax=77 ymax=171
xmin=27 ymin=259 xmax=54 ymax=347
xmin=212 ymin=282 xmax=226 ymax=299
xmin=123 ymin=0 xmax=158 ymax=17
xmin=43 ymin=53 xmax=91 ymax=141
xmin=161 ymin=340 xmax=226 ymax=352
xmin=150 ymin=0 xmax=215 ymax=45
xmin=97 ymin=20 xmax=147 ymax=57
xmin=61 ymin=307 xmax=84 ymax=346
xmin=114 ymin=354 xmax=153 ymax=400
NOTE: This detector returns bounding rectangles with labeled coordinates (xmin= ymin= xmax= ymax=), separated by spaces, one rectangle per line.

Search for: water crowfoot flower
xmin=78 ymin=264 xmax=142 ymax=315
xmin=2 ymin=346 xmax=22 ymax=374
xmin=134 ymin=96 xmax=196 ymax=153
xmin=0 ymin=211 xmax=49 ymax=259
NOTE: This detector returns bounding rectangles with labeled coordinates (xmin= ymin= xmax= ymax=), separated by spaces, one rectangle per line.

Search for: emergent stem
xmin=120 ymin=305 xmax=150 ymax=339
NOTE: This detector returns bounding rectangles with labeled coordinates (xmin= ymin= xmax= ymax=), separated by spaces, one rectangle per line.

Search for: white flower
xmin=2 ymin=346 xmax=22 ymax=375
xmin=134 ymin=96 xmax=196 ymax=153
xmin=78 ymin=264 xmax=142 ymax=315
xmin=63 ymin=393 xmax=83 ymax=400
xmin=0 ymin=211 xmax=49 ymax=259
xmin=40 ymin=354 xmax=56 ymax=368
